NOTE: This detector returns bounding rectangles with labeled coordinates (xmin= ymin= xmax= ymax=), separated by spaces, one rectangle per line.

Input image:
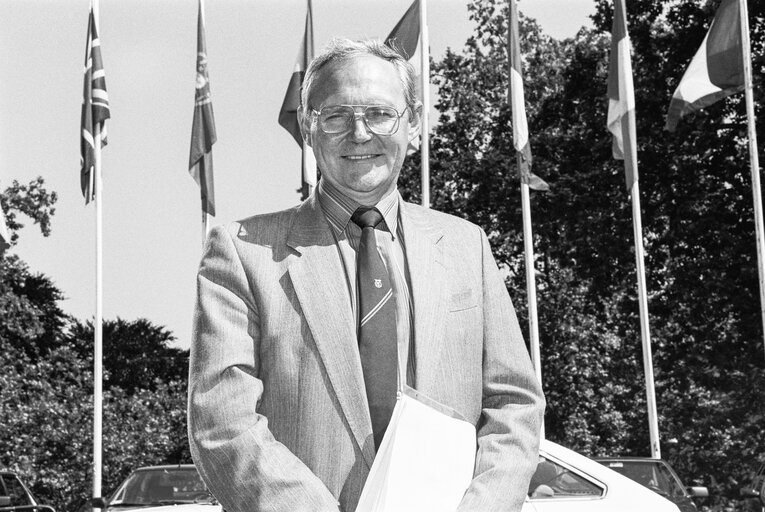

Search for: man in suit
xmin=188 ymin=37 xmax=544 ymax=512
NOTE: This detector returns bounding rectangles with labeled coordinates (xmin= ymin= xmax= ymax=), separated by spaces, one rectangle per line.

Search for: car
xmin=740 ymin=462 xmax=765 ymax=511
xmin=523 ymin=440 xmax=681 ymax=511
xmin=595 ymin=457 xmax=709 ymax=512
xmin=101 ymin=465 xmax=220 ymax=512
xmin=0 ymin=471 xmax=55 ymax=512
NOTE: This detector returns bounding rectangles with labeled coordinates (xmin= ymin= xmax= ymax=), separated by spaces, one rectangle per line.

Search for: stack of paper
xmin=355 ymin=386 xmax=476 ymax=512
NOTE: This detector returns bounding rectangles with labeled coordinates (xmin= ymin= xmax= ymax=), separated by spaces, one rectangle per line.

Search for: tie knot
xmin=351 ymin=208 xmax=384 ymax=230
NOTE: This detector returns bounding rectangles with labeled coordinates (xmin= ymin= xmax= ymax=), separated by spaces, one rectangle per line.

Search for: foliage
xmin=67 ymin=318 xmax=188 ymax=393
xmin=400 ymin=0 xmax=765 ymax=509
xmin=1 ymin=177 xmax=58 ymax=246
xmin=0 ymin=345 xmax=189 ymax=512
xmin=0 ymin=180 xmax=191 ymax=512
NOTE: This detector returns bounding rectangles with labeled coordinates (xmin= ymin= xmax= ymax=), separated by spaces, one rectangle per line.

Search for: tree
xmin=67 ymin=318 xmax=189 ymax=394
xmin=0 ymin=178 xmax=66 ymax=360
xmin=399 ymin=0 xmax=765 ymax=507
xmin=0 ymin=178 xmax=191 ymax=511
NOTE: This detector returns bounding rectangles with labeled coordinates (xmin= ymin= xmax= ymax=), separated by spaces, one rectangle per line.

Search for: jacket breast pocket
xmin=448 ymin=288 xmax=477 ymax=312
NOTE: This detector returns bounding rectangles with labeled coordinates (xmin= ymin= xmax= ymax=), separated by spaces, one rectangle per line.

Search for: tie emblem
xmin=374 ymin=279 xmax=382 ymax=288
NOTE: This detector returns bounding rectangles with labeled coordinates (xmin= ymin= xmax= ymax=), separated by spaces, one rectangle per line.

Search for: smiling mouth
xmin=344 ymin=154 xmax=379 ymax=161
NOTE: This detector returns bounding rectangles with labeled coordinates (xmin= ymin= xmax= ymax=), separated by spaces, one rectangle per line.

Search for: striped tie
xmin=351 ymin=207 xmax=397 ymax=450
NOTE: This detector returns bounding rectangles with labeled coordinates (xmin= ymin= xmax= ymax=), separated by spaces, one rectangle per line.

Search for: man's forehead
xmin=311 ymin=55 xmax=405 ymax=103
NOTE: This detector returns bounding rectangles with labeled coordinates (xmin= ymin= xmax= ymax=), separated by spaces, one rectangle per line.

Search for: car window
xmin=110 ymin=468 xmax=208 ymax=505
xmin=1 ymin=475 xmax=34 ymax=507
xmin=527 ymin=457 xmax=604 ymax=500
xmin=604 ymin=461 xmax=687 ymax=498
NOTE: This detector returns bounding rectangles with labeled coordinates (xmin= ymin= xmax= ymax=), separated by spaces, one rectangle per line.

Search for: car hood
xmin=107 ymin=505 xmax=222 ymax=512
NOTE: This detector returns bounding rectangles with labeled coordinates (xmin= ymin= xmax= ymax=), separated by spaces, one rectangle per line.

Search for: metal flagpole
xmin=303 ymin=141 xmax=316 ymax=197
xmin=509 ymin=0 xmax=543 ymax=437
xmin=202 ymin=211 xmax=208 ymax=246
xmin=738 ymin=0 xmax=765 ymax=361
xmin=92 ymin=112 xmax=104 ymax=511
xmin=200 ymin=0 xmax=209 ymax=247
xmin=630 ymin=182 xmax=661 ymax=459
xmin=611 ymin=0 xmax=660 ymax=457
xmin=419 ymin=0 xmax=430 ymax=208
xmin=520 ymin=177 xmax=544 ymax=438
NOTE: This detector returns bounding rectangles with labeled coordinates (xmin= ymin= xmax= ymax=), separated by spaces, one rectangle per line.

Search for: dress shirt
xmin=316 ymin=179 xmax=415 ymax=387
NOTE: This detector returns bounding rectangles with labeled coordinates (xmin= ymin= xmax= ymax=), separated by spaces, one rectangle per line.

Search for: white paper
xmin=356 ymin=387 xmax=476 ymax=512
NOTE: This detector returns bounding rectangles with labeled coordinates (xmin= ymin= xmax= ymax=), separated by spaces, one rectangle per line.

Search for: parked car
xmin=524 ymin=440 xmax=681 ymax=511
xmin=85 ymin=447 xmax=679 ymax=512
xmin=0 ymin=471 xmax=55 ymax=512
xmin=101 ymin=465 xmax=220 ymax=512
xmin=741 ymin=462 xmax=765 ymax=511
xmin=595 ymin=457 xmax=708 ymax=512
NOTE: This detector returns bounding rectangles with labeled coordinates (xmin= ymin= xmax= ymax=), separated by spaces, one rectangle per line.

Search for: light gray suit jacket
xmin=188 ymin=192 xmax=544 ymax=512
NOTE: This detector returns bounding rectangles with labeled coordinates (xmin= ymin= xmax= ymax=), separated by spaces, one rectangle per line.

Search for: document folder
xmin=355 ymin=386 xmax=476 ymax=512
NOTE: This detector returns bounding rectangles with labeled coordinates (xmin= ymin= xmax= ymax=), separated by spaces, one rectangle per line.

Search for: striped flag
xmin=386 ymin=0 xmax=420 ymax=60
xmin=279 ymin=0 xmax=315 ymax=199
xmin=665 ymin=0 xmax=744 ymax=131
xmin=607 ymin=0 xmax=639 ymax=190
xmin=80 ymin=4 xmax=110 ymax=204
xmin=508 ymin=0 xmax=548 ymax=191
xmin=189 ymin=0 xmax=217 ymax=217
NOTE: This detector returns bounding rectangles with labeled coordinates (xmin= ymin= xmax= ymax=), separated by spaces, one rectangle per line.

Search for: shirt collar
xmin=317 ymin=179 xmax=400 ymax=239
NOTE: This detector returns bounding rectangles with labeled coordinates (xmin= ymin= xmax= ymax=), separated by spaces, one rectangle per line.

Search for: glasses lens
xmin=318 ymin=106 xmax=354 ymax=134
xmin=364 ymin=106 xmax=399 ymax=135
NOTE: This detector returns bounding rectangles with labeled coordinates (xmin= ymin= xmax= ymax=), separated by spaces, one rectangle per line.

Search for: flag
xmin=0 ymin=203 xmax=10 ymax=255
xmin=189 ymin=0 xmax=217 ymax=217
xmin=386 ymin=0 xmax=422 ymax=155
xmin=279 ymin=0 xmax=315 ymax=199
xmin=508 ymin=0 xmax=548 ymax=191
xmin=607 ymin=0 xmax=639 ymax=190
xmin=386 ymin=0 xmax=420 ymax=60
xmin=665 ymin=0 xmax=744 ymax=131
xmin=80 ymin=4 xmax=110 ymax=204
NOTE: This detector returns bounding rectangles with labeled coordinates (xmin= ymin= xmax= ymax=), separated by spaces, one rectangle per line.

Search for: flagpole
xmin=738 ymin=0 xmax=765 ymax=361
xmin=419 ymin=0 xmax=430 ymax=208
xmin=92 ymin=113 xmax=104 ymax=512
xmin=630 ymin=180 xmax=661 ymax=459
xmin=202 ymin=211 xmax=208 ymax=247
xmin=199 ymin=0 xmax=208 ymax=248
xmin=519 ymin=176 xmax=544 ymax=438
xmin=303 ymin=140 xmax=316 ymax=197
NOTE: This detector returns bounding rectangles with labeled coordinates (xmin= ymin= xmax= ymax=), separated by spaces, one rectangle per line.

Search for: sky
xmin=1 ymin=0 xmax=595 ymax=351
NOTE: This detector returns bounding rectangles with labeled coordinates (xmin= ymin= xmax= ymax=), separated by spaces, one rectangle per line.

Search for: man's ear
xmin=297 ymin=106 xmax=313 ymax=147
xmin=407 ymin=102 xmax=423 ymax=143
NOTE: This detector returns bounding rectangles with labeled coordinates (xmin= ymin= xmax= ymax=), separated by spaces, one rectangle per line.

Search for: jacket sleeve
xmin=187 ymin=225 xmax=341 ymax=512
xmin=456 ymin=227 xmax=546 ymax=512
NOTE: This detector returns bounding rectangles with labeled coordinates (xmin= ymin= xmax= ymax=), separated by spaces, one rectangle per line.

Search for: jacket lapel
xmin=286 ymin=195 xmax=375 ymax=467
xmin=400 ymin=202 xmax=448 ymax=385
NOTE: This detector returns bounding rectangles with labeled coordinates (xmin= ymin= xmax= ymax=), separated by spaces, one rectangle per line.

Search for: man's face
xmin=305 ymin=55 xmax=420 ymax=205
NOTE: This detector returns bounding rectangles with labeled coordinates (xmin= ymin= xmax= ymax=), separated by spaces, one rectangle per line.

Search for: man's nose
xmin=349 ymin=113 xmax=372 ymax=142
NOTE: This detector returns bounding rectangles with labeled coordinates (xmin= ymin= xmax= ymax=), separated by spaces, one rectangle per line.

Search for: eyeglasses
xmin=310 ymin=104 xmax=409 ymax=136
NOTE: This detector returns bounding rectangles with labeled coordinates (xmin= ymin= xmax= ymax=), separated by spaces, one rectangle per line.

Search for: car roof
xmin=132 ymin=464 xmax=197 ymax=472
xmin=595 ymin=457 xmax=667 ymax=462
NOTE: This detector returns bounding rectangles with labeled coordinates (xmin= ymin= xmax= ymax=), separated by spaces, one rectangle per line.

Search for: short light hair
xmin=300 ymin=37 xmax=419 ymax=113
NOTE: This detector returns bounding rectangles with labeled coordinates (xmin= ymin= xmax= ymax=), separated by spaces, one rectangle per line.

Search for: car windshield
xmin=108 ymin=467 xmax=212 ymax=506
xmin=605 ymin=460 xmax=686 ymax=498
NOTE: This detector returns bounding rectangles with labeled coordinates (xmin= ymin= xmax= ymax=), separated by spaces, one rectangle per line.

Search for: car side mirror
xmin=740 ymin=486 xmax=759 ymax=498
xmin=0 ymin=496 xmax=11 ymax=507
xmin=92 ymin=497 xmax=108 ymax=509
